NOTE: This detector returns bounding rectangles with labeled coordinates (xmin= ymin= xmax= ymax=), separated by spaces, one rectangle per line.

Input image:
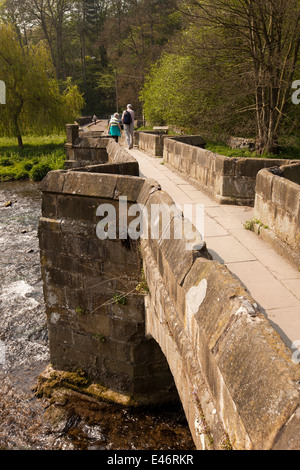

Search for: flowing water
xmin=0 ymin=180 xmax=195 ymax=450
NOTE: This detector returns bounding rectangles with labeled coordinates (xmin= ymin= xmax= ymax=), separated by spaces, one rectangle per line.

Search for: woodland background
xmin=0 ymin=0 xmax=299 ymax=154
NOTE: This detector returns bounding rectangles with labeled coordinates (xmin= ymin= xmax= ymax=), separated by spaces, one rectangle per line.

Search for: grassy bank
xmin=205 ymin=139 xmax=300 ymax=160
xmin=0 ymin=135 xmax=66 ymax=182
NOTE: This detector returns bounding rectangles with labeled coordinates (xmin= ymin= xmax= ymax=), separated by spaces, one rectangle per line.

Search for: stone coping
xmin=163 ymin=137 xmax=298 ymax=206
xmin=254 ymin=163 xmax=300 ymax=269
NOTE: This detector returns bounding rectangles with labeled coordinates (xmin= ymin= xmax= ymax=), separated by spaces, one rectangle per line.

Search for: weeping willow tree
xmin=0 ymin=23 xmax=84 ymax=147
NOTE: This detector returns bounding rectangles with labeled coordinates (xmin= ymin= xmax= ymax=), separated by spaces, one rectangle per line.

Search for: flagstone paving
xmin=129 ymin=147 xmax=300 ymax=352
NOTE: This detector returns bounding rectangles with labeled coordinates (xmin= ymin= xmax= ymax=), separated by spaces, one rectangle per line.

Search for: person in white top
xmin=122 ymin=104 xmax=135 ymax=149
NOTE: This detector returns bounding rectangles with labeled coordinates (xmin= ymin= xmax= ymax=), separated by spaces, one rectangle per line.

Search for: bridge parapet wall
xmin=137 ymin=132 xmax=206 ymax=157
xmin=139 ymin=178 xmax=300 ymax=450
xmin=254 ymin=163 xmax=300 ymax=269
xmin=163 ymin=137 xmax=297 ymax=206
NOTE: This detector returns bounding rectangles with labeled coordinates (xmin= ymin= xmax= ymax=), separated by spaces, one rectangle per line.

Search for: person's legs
xmin=124 ymin=124 xmax=131 ymax=148
xmin=129 ymin=123 xmax=134 ymax=148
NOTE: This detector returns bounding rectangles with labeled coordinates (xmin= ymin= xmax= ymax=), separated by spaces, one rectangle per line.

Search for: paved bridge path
xmin=128 ymin=147 xmax=300 ymax=353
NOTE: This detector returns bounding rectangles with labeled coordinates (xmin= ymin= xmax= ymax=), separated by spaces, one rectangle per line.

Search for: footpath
xmin=128 ymin=147 xmax=300 ymax=353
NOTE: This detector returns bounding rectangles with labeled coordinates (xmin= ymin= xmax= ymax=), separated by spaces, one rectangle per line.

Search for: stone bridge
xmin=38 ymin=127 xmax=300 ymax=450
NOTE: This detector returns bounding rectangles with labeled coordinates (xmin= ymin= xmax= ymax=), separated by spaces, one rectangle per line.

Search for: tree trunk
xmin=14 ymin=112 xmax=23 ymax=149
xmin=17 ymin=134 xmax=24 ymax=149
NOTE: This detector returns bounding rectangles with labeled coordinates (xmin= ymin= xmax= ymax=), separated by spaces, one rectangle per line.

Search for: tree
xmin=102 ymin=0 xmax=182 ymax=114
xmin=177 ymin=0 xmax=300 ymax=153
xmin=141 ymin=53 xmax=200 ymax=128
xmin=0 ymin=23 xmax=84 ymax=147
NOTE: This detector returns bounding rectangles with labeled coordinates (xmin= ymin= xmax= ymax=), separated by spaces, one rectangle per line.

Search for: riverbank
xmin=0 ymin=135 xmax=66 ymax=183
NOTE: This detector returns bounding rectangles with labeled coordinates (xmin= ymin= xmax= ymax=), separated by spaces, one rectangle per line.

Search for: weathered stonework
xmin=254 ymin=163 xmax=300 ymax=269
xmin=133 ymin=175 xmax=300 ymax=450
xmin=228 ymin=136 xmax=256 ymax=150
xmin=39 ymin=171 xmax=180 ymax=406
xmin=137 ymin=132 xmax=206 ymax=158
xmin=39 ymin=135 xmax=300 ymax=450
xmin=64 ymin=125 xmax=139 ymax=176
xmin=163 ymin=137 xmax=297 ymax=206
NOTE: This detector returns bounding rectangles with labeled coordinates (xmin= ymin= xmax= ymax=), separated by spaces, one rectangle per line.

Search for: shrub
xmin=23 ymin=162 xmax=33 ymax=171
xmin=15 ymin=169 xmax=29 ymax=180
xmin=0 ymin=168 xmax=16 ymax=181
xmin=30 ymin=163 xmax=52 ymax=181
xmin=0 ymin=157 xmax=13 ymax=167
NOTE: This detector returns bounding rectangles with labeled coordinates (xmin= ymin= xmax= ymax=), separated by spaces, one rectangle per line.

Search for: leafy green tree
xmin=176 ymin=0 xmax=300 ymax=153
xmin=0 ymin=23 xmax=84 ymax=147
xmin=141 ymin=53 xmax=199 ymax=128
xmin=103 ymin=0 xmax=182 ymax=115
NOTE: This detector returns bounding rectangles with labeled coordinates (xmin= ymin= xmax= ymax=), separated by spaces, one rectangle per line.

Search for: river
xmin=0 ymin=180 xmax=195 ymax=451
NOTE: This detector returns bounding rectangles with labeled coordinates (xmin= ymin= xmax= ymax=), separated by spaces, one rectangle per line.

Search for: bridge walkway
xmin=128 ymin=147 xmax=300 ymax=352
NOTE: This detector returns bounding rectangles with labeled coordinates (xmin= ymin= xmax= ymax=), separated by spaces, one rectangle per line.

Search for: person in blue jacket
xmin=108 ymin=113 xmax=122 ymax=142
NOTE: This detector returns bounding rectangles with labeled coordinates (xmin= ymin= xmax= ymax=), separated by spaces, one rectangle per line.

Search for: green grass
xmin=205 ymin=136 xmax=300 ymax=160
xmin=0 ymin=134 xmax=66 ymax=182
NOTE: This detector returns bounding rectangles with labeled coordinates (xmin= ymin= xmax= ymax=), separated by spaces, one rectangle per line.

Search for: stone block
xmin=236 ymin=158 xmax=287 ymax=177
xmin=253 ymin=194 xmax=275 ymax=229
xmin=274 ymin=206 xmax=297 ymax=247
xmin=181 ymin=256 xmax=300 ymax=449
xmin=41 ymin=193 xmax=57 ymax=218
xmin=222 ymin=175 xmax=256 ymax=201
xmin=159 ymin=220 xmax=210 ymax=286
xmin=57 ymin=194 xmax=99 ymax=221
xmin=41 ymin=170 xmax=67 ymax=194
xmin=214 ymin=154 xmax=236 ymax=176
xmin=281 ymin=162 xmax=300 ymax=185
xmin=273 ymin=406 xmax=300 ymax=450
xmin=136 ymin=178 xmax=161 ymax=206
xmin=114 ymin=175 xmax=145 ymax=202
xmin=46 ymin=266 xmax=82 ymax=289
xmin=272 ymin=176 xmax=300 ymax=215
xmin=39 ymin=220 xmax=63 ymax=252
xmin=61 ymin=171 xmax=117 ymax=199
xmin=195 ymin=148 xmax=212 ymax=168
xmin=195 ymin=164 xmax=208 ymax=186
xmin=255 ymin=168 xmax=274 ymax=199
xmin=66 ymin=124 xmax=79 ymax=145
xmin=110 ymin=316 xmax=145 ymax=343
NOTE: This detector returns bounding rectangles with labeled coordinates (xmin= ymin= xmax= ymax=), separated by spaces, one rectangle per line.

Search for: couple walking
xmin=109 ymin=104 xmax=135 ymax=148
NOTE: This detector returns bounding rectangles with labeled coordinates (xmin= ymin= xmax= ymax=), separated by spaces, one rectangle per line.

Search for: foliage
xmin=1 ymin=0 xmax=299 ymax=154
xmin=0 ymin=134 xmax=66 ymax=182
xmin=178 ymin=0 xmax=300 ymax=152
xmin=29 ymin=163 xmax=52 ymax=182
xmin=0 ymin=0 xmax=181 ymax=118
xmin=0 ymin=23 xmax=84 ymax=146
xmin=141 ymin=53 xmax=198 ymax=127
xmin=205 ymin=141 xmax=300 ymax=160
xmin=142 ymin=0 xmax=300 ymax=153
xmin=140 ymin=40 xmax=257 ymax=138
xmin=113 ymin=292 xmax=127 ymax=305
